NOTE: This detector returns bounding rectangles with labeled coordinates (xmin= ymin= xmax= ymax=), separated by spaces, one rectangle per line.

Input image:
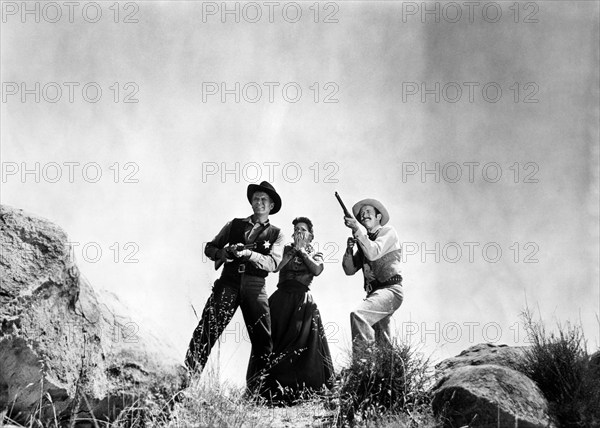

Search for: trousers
xmin=350 ymin=284 xmax=403 ymax=351
xmin=185 ymin=274 xmax=272 ymax=389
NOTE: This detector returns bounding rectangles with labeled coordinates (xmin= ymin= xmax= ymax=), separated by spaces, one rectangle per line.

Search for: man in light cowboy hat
xmin=185 ymin=181 xmax=284 ymax=391
xmin=342 ymin=198 xmax=403 ymax=352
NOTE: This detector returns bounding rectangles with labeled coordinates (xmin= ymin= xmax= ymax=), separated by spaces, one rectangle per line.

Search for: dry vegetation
xmin=1 ymin=342 xmax=437 ymax=428
xmin=518 ymin=310 xmax=600 ymax=428
xmin=3 ymin=314 xmax=598 ymax=428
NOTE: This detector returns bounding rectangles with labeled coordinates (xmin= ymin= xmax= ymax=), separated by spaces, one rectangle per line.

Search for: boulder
xmin=432 ymin=364 xmax=555 ymax=428
xmin=435 ymin=343 xmax=529 ymax=378
xmin=0 ymin=205 xmax=187 ymax=424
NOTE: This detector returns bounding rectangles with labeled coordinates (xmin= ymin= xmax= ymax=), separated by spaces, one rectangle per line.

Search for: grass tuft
xmin=335 ymin=342 xmax=435 ymax=427
xmin=519 ymin=310 xmax=600 ymax=428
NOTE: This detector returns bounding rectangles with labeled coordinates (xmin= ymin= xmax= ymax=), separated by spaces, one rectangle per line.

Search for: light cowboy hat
xmin=352 ymin=198 xmax=390 ymax=226
xmin=247 ymin=181 xmax=282 ymax=214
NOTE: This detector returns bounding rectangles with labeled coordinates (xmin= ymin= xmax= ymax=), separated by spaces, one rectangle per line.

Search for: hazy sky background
xmin=2 ymin=1 xmax=599 ymax=386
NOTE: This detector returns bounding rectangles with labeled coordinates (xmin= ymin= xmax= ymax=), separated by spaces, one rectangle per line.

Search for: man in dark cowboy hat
xmin=342 ymin=198 xmax=403 ymax=353
xmin=185 ymin=181 xmax=284 ymax=391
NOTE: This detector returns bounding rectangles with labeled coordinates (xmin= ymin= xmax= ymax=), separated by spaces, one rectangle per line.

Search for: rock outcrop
xmin=432 ymin=343 xmax=555 ymax=428
xmin=0 ymin=205 xmax=187 ymax=424
xmin=435 ymin=343 xmax=528 ymax=377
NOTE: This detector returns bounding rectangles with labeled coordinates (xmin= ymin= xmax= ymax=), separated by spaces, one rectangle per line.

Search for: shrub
xmin=519 ymin=310 xmax=600 ymax=427
xmin=336 ymin=342 xmax=434 ymax=426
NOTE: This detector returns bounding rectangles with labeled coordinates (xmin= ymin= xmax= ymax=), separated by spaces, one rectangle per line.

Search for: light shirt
xmin=342 ymin=224 xmax=402 ymax=283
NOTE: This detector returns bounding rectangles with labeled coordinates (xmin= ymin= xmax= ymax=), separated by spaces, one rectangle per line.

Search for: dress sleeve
xmin=275 ymin=244 xmax=294 ymax=273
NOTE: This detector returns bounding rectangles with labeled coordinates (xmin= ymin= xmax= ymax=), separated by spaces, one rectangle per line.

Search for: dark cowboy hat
xmin=352 ymin=198 xmax=390 ymax=226
xmin=247 ymin=181 xmax=282 ymax=214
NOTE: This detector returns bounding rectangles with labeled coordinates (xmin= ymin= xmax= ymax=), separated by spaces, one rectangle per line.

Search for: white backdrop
xmin=2 ymin=1 xmax=599 ymax=386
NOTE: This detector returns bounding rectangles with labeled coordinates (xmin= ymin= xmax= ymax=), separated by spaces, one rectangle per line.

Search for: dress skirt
xmin=247 ymin=279 xmax=334 ymax=401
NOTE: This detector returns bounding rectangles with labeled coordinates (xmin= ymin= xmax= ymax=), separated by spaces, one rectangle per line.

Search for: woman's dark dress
xmin=247 ymin=244 xmax=335 ymax=401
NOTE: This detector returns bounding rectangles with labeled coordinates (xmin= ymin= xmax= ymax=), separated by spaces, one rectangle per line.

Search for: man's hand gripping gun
xmin=215 ymin=243 xmax=257 ymax=270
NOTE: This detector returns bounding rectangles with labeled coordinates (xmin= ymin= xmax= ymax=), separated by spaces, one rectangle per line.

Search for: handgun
xmin=215 ymin=243 xmax=257 ymax=270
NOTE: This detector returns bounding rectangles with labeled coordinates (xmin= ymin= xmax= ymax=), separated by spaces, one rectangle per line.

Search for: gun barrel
xmin=234 ymin=243 xmax=255 ymax=250
xmin=335 ymin=191 xmax=353 ymax=218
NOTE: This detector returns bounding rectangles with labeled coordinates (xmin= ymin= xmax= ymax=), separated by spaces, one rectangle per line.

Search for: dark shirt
xmin=205 ymin=216 xmax=285 ymax=272
xmin=276 ymin=244 xmax=324 ymax=287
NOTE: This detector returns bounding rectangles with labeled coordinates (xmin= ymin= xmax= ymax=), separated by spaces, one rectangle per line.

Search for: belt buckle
xmin=238 ymin=263 xmax=246 ymax=274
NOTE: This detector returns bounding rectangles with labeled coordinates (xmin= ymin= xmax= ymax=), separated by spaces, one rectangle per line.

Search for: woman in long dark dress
xmin=248 ymin=217 xmax=335 ymax=402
